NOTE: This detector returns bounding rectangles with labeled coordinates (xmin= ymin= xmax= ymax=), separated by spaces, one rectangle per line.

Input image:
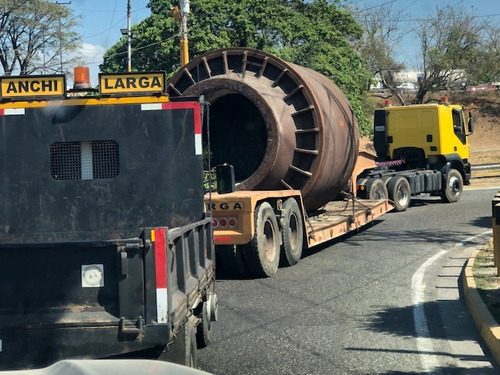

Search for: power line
xmin=82 ymin=35 xmax=177 ymax=66
xmin=104 ymin=0 xmax=120 ymax=50
xmin=84 ymin=17 xmax=126 ymax=39
xmin=362 ymin=12 xmax=500 ymax=23
xmin=351 ymin=0 xmax=398 ymax=14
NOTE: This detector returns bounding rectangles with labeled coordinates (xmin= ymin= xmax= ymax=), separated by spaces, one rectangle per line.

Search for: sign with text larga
xmin=0 ymin=75 xmax=66 ymax=99
xmin=99 ymin=72 xmax=165 ymax=95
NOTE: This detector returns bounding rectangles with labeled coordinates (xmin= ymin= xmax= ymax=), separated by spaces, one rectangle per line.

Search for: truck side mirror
xmin=467 ymin=111 xmax=474 ymax=134
xmin=216 ymin=164 xmax=235 ymax=194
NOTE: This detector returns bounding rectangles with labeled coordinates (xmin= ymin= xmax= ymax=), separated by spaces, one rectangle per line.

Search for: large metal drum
xmin=167 ymin=48 xmax=359 ymax=210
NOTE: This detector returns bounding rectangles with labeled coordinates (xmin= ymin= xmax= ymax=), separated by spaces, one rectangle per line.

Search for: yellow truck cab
xmin=373 ymin=98 xmax=473 ymax=182
xmin=355 ymin=97 xmax=474 ymax=212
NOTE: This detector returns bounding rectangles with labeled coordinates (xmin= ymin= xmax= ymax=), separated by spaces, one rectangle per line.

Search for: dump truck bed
xmin=0 ymin=82 xmax=215 ymax=369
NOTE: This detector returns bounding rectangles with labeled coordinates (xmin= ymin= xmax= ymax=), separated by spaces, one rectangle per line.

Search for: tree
xmin=0 ymin=0 xmax=81 ymax=76
xmin=357 ymin=3 xmax=499 ymax=104
xmin=466 ymin=24 xmax=500 ymax=85
xmin=355 ymin=3 xmax=406 ymax=105
xmin=413 ymin=6 xmax=486 ymax=103
xmin=100 ymin=0 xmax=372 ymax=135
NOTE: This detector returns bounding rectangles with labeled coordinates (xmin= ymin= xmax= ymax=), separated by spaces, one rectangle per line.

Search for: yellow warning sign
xmin=99 ymin=72 xmax=165 ymax=95
xmin=1 ymin=75 xmax=66 ymax=98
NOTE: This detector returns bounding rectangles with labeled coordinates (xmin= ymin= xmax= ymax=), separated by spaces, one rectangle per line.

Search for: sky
xmin=351 ymin=0 xmax=500 ymax=70
xmin=68 ymin=0 xmax=500 ymax=85
xmin=69 ymin=0 xmax=151 ymax=85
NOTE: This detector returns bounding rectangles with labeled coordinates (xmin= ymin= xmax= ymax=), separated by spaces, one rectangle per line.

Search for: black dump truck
xmin=0 ymin=69 xmax=217 ymax=370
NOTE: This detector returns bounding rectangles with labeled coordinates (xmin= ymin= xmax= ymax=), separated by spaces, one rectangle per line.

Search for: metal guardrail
xmin=474 ymin=164 xmax=500 ymax=172
xmin=492 ymin=193 xmax=500 ymax=274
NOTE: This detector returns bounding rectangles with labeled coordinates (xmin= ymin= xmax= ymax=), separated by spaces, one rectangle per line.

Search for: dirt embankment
xmin=450 ymin=93 xmax=500 ymax=165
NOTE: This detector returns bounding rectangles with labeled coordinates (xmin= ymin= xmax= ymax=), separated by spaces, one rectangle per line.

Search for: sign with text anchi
xmin=1 ymin=75 xmax=66 ymax=99
xmin=99 ymin=72 xmax=165 ymax=95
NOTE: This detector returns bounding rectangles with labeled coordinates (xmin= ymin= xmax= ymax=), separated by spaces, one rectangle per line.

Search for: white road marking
xmin=412 ymin=230 xmax=491 ymax=373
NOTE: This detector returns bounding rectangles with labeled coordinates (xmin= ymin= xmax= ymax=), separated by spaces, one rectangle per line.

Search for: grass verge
xmin=472 ymin=239 xmax=500 ymax=323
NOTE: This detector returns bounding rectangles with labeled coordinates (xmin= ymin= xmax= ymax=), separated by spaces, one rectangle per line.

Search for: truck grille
xmin=50 ymin=141 xmax=119 ymax=180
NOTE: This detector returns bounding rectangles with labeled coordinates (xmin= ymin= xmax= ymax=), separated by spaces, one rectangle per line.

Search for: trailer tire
xmin=365 ymin=178 xmax=388 ymax=200
xmin=185 ymin=316 xmax=198 ymax=368
xmin=159 ymin=316 xmax=198 ymax=367
xmin=387 ymin=176 xmax=411 ymax=212
xmin=280 ymin=198 xmax=303 ymax=267
xmin=441 ymin=169 xmax=463 ymax=203
xmin=244 ymin=202 xmax=280 ymax=277
xmin=196 ymin=301 xmax=212 ymax=349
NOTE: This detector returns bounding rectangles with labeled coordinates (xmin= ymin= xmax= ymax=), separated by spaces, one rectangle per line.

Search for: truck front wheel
xmin=244 ymin=202 xmax=280 ymax=277
xmin=387 ymin=176 xmax=411 ymax=212
xmin=280 ymin=198 xmax=303 ymax=267
xmin=441 ymin=169 xmax=463 ymax=203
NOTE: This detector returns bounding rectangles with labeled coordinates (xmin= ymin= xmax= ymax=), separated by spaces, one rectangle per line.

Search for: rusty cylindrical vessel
xmin=167 ymin=48 xmax=359 ymax=210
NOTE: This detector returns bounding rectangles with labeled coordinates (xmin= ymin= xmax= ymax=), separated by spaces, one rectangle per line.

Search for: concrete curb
xmin=462 ymin=249 xmax=500 ymax=365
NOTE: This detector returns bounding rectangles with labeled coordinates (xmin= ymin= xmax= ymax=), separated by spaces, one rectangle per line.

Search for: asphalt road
xmin=198 ymin=187 xmax=500 ymax=375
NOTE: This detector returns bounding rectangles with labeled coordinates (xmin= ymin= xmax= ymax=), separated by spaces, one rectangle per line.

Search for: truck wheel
xmin=365 ymin=178 xmax=388 ymax=200
xmin=185 ymin=316 xmax=198 ymax=368
xmin=244 ymin=202 xmax=280 ymax=277
xmin=441 ymin=169 xmax=463 ymax=203
xmin=387 ymin=176 xmax=411 ymax=212
xmin=196 ymin=301 xmax=212 ymax=349
xmin=280 ymin=198 xmax=303 ymax=267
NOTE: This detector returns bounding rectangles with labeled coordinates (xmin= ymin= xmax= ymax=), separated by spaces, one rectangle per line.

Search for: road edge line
xmin=412 ymin=249 xmax=447 ymax=373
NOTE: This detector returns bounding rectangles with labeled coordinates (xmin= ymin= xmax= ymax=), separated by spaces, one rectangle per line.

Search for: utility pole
xmin=126 ymin=0 xmax=131 ymax=72
xmin=120 ymin=0 xmax=132 ymax=72
xmin=56 ymin=1 xmax=71 ymax=74
xmin=179 ymin=0 xmax=189 ymax=66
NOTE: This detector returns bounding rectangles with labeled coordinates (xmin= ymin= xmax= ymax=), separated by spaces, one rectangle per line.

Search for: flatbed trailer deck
xmin=207 ymin=190 xmax=392 ymax=277
xmin=304 ymin=199 xmax=391 ymax=247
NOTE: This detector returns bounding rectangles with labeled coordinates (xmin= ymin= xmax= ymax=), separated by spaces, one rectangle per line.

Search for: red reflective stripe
xmin=0 ymin=109 xmax=4 ymax=115
xmin=193 ymin=105 xmax=201 ymax=134
xmin=161 ymin=102 xmax=201 ymax=134
xmin=154 ymin=228 xmax=167 ymax=289
xmin=214 ymin=236 xmax=233 ymax=243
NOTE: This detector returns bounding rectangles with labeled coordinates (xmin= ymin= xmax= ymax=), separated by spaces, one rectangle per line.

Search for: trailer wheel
xmin=441 ymin=169 xmax=463 ymax=203
xmin=196 ymin=301 xmax=212 ymax=349
xmin=280 ymin=198 xmax=303 ymax=267
xmin=365 ymin=178 xmax=388 ymax=200
xmin=159 ymin=316 xmax=198 ymax=367
xmin=185 ymin=316 xmax=198 ymax=368
xmin=244 ymin=202 xmax=280 ymax=277
xmin=387 ymin=176 xmax=411 ymax=212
